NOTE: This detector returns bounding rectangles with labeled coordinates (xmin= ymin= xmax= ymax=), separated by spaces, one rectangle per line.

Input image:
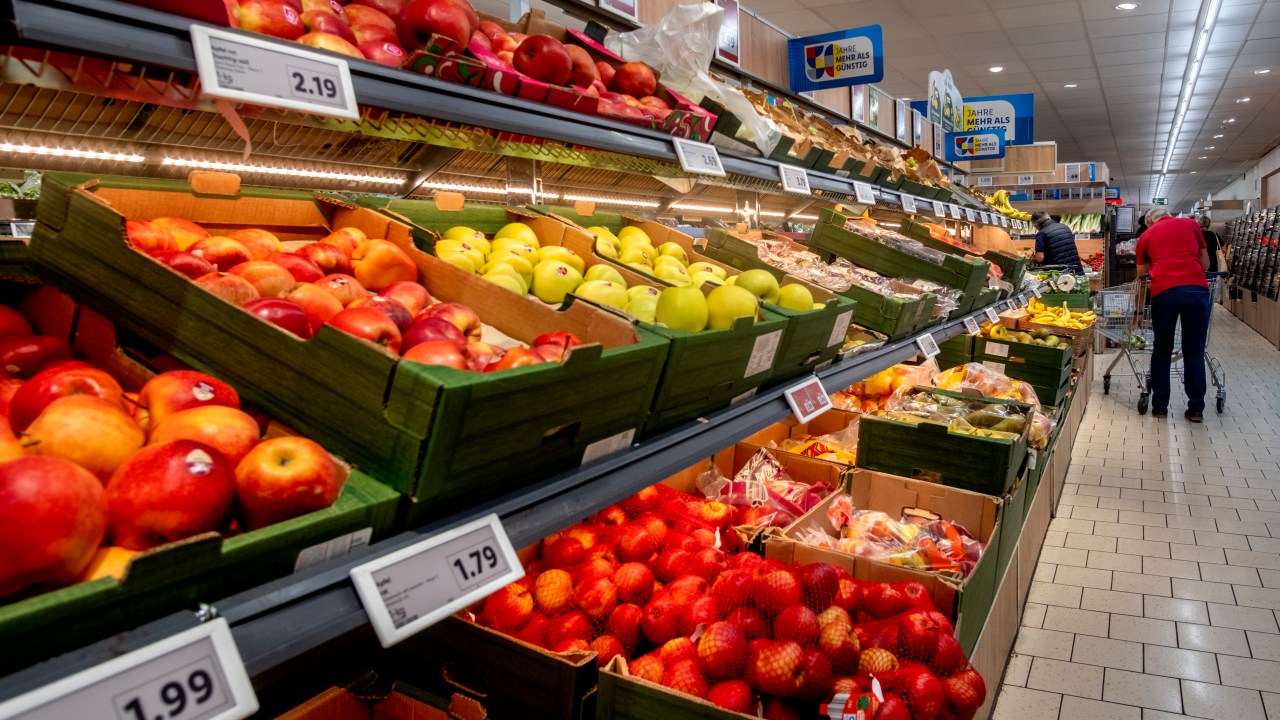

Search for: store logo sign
xmin=788 ymin=24 xmax=883 ymax=92
xmin=944 ymin=130 xmax=1005 ymax=161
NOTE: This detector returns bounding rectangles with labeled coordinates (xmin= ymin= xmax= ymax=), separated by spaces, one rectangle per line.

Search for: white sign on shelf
xmin=828 ymin=310 xmax=854 ymax=347
xmin=963 ymin=316 xmax=981 ymax=335
xmin=978 ymin=176 xmax=994 ymax=187
xmin=673 ymin=138 xmax=726 ymax=176
xmin=900 ymin=194 xmax=917 ymax=214
xmin=778 ymin=164 xmax=811 ymax=195
xmin=853 ymin=181 xmax=877 ymax=205
xmin=0 ymin=619 xmax=257 ymax=720
xmin=1018 ymin=175 xmax=1034 ymax=185
xmin=581 ymin=428 xmax=636 ymax=466
xmin=745 ymin=330 xmax=782 ymax=377
xmin=1031 ymin=284 xmax=1043 ymax=298
xmin=930 ymin=201 xmax=946 ymax=218
xmin=984 ymin=307 xmax=1000 ymax=324
xmin=351 ymin=514 xmax=523 ymax=648
xmin=1064 ymin=163 xmax=1081 ymax=183
xmin=190 ymin=25 xmax=359 ymax=120
xmin=783 ymin=376 xmax=833 ymax=424
xmin=965 ymin=208 xmax=977 ymax=222
xmin=949 ymin=204 xmax=963 ymax=219
xmin=915 ymin=332 xmax=941 ymax=358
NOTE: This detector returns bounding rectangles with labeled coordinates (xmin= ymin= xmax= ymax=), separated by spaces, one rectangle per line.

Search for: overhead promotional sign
xmin=787 ymin=24 xmax=884 ymax=93
xmin=1104 ymin=186 xmax=1121 ymax=200
xmin=912 ymin=69 xmax=964 ymax=133
xmin=961 ymin=93 xmax=1034 ymax=146
xmin=715 ymin=0 xmax=740 ymax=66
xmin=944 ymin=130 xmax=1006 ymax=162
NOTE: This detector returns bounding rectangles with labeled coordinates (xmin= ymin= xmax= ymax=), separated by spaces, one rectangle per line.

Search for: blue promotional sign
xmin=944 ymin=131 xmax=1006 ymax=162
xmin=787 ymin=24 xmax=884 ymax=93
xmin=961 ymin=93 xmax=1034 ymax=146
xmin=1105 ymin=186 xmax=1121 ymax=200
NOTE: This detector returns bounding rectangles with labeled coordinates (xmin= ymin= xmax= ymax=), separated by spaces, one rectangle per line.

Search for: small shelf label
xmin=984 ymin=307 xmax=1001 ymax=324
xmin=828 ymin=310 xmax=854 ymax=347
xmin=932 ymin=201 xmax=947 ymax=218
xmin=915 ymin=332 xmax=941 ymax=358
xmin=779 ymin=164 xmax=811 ymax=195
xmin=949 ymin=204 xmax=963 ymax=219
xmin=783 ymin=376 xmax=832 ymax=424
xmin=673 ymin=138 xmax=726 ymax=176
xmin=900 ymin=195 xmax=917 ymax=214
xmin=963 ymin=316 xmax=981 ymax=335
xmin=965 ymin=208 xmax=977 ymax=222
xmin=853 ymin=181 xmax=877 ymax=205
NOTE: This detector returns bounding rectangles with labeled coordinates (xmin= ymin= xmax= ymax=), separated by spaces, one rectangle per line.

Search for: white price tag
xmin=828 ymin=310 xmax=854 ymax=347
xmin=731 ymin=388 xmax=758 ymax=405
xmin=673 ymin=138 xmax=726 ymax=176
xmin=986 ymin=342 xmax=1010 ymax=358
xmin=853 ymin=181 xmax=877 ymax=205
xmin=1031 ymin=284 xmax=1043 ymax=298
xmin=900 ymin=195 xmax=917 ymax=214
xmin=190 ymin=26 xmax=358 ymax=120
xmin=350 ymin=514 xmax=523 ymax=648
xmin=0 ymin=619 xmax=257 ymax=720
xmin=982 ymin=359 xmax=1007 ymax=374
xmin=915 ymin=333 xmax=941 ymax=359
xmin=581 ymin=428 xmax=636 ymax=465
xmin=1001 ymin=217 xmax=1010 ymax=228
xmin=1018 ymin=175 xmax=1034 ymax=185
xmin=949 ymin=204 xmax=963 ymax=219
xmin=783 ymin=376 xmax=832 ymax=424
xmin=779 ymin=165 xmax=811 ymax=195
xmin=1004 ymin=300 xmax=1017 ymax=313
xmin=963 ymin=316 xmax=981 ymax=335
xmin=744 ymin=330 xmax=783 ymax=378
xmin=1028 ymin=449 xmax=1039 ymax=470
xmin=932 ymin=201 xmax=947 ymax=218
xmin=294 ymin=526 xmax=373 ymax=572
xmin=965 ymin=208 xmax=977 ymax=222
xmin=984 ymin=307 xmax=1000 ymax=324
xmin=978 ymin=176 xmax=994 ymax=187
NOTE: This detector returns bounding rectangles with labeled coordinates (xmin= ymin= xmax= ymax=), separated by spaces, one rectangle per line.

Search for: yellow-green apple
xmin=706 ymin=285 xmax=757 ymax=330
xmin=442 ymin=225 xmax=490 ymax=252
xmin=135 ymin=370 xmax=240 ymax=433
xmin=537 ymin=246 xmax=585 ymax=274
xmin=495 ymin=222 xmax=539 ymax=246
xmin=302 ymin=10 xmax=358 ymax=45
xmin=9 ymin=361 xmax=125 ymax=432
xmin=25 ymin=395 xmax=145 ymax=482
xmin=233 ymin=0 xmax=306 ymax=40
xmin=151 ymin=217 xmax=209 ymax=251
xmin=379 ymin=281 xmax=432 ymax=316
xmin=514 ymin=35 xmax=572 ymax=85
xmin=401 ymin=340 xmax=467 ymax=369
xmin=0 ymin=456 xmax=107 ymax=596
xmin=655 ymin=286 xmax=708 ymax=332
xmin=286 ymin=282 xmax=345 ymax=333
xmin=574 ymin=279 xmax=627 ymax=310
xmin=531 ymin=259 xmax=583 ymax=304
xmin=734 ymin=269 xmax=781 ymax=305
xmin=149 ymin=249 xmax=217 ymax=280
xmin=327 ymin=306 xmax=403 ymax=353
xmin=417 ymin=302 xmax=481 ymax=341
xmin=189 ymin=236 xmax=253 ymax=272
xmin=195 ymin=272 xmax=260 ymax=307
xmin=321 ymin=227 xmax=366 ymax=256
xmin=126 ymin=220 xmax=177 ymax=253
xmin=399 ymin=0 xmax=478 ymax=49
xmin=299 ymin=31 xmax=364 ymax=57
xmin=267 ymin=252 xmax=324 ymax=283
xmin=106 ymin=440 xmax=236 ymax=550
xmin=348 ymin=295 xmax=413 ymax=331
xmin=483 ymin=582 xmax=534 ymax=633
xmin=228 ymin=260 xmax=295 ymax=298
xmin=296 ymin=242 xmax=354 ymax=275
xmin=345 ymin=4 xmax=396 ymax=30
xmin=149 ymin=405 xmax=261 ymax=467
xmin=352 ymin=239 xmax=418 ymax=291
xmin=359 ymin=39 xmax=406 ymax=65
xmin=315 ymin=273 xmax=369 ymax=306
xmin=403 ymin=316 xmax=465 ymax=351
xmin=0 ymin=335 xmax=73 ymax=378
xmin=243 ymin=298 xmax=314 ymax=339
xmin=226 ymin=228 xmax=284 ymax=260
xmin=234 ymin=435 xmax=340 ymax=529
xmin=436 ymin=239 xmax=486 ymax=269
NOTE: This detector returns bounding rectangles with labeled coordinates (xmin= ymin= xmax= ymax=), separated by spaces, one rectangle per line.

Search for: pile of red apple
xmin=127 ymin=217 xmax=584 ymax=373
xmin=0 ymin=301 xmax=345 ymax=599
xmin=477 ymin=483 xmax=986 ymax=720
xmin=233 ymin=0 xmax=413 ymax=66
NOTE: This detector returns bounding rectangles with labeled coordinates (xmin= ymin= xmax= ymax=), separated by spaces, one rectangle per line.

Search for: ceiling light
xmin=1224 ymin=118 xmax=1235 ymax=123
xmin=1213 ymin=134 xmax=1224 ymax=138
xmin=560 ymin=193 xmax=658 ymax=208
xmin=793 ymin=214 xmax=819 ymax=221
xmin=161 ymin=157 xmax=400 ymax=184
xmin=1254 ymin=68 xmax=1271 ymax=74
xmin=670 ymin=203 xmax=736 ymax=214
xmin=1198 ymin=156 xmax=1208 ymax=159
xmin=1064 ymin=84 xmax=1078 ymax=88
xmin=988 ymin=66 xmax=1004 ymax=73
xmin=1190 ymin=171 xmax=1197 ymax=174
xmin=1159 ymin=0 xmax=1221 ymax=175
xmin=1115 ymin=2 xmax=1139 ymax=9
xmin=1207 ymin=146 xmax=1215 ymax=149
xmin=1235 ymin=97 xmax=1250 ymax=103
xmin=0 ymin=143 xmax=145 ymax=163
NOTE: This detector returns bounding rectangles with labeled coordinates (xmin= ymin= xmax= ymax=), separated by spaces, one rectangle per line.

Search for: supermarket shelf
xmin=0 ymin=288 xmax=1039 ymax=703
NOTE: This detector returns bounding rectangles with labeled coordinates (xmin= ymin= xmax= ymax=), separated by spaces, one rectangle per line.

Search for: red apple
xmin=9 ymin=362 xmax=125 ymax=432
xmin=359 ymin=39 xmax=407 ymax=65
xmin=106 ymin=440 xmax=236 ymax=550
xmin=234 ymin=436 xmax=340 ymax=529
xmin=189 ymin=236 xmax=252 ymax=272
xmin=296 ymin=242 xmax=354 ymax=276
xmin=327 ymin=307 xmax=403 ymax=352
xmin=149 ymin=405 xmax=262 ymax=468
xmin=267 ymin=252 xmax=324 ymax=284
xmin=226 ymin=229 xmax=284 ymax=260
xmin=403 ymin=316 xmax=465 ymax=350
xmin=564 ymin=44 xmax=596 ymax=88
xmin=320 ymin=227 xmax=365 ymax=257
xmin=149 ymin=249 xmax=217 ymax=280
xmin=352 ymin=239 xmax=417 ymax=291
xmin=639 ymin=95 xmax=670 ymax=110
xmin=228 ymin=260 xmax=296 ymax=298
xmin=243 ymin=298 xmax=314 ymax=339
xmin=611 ymin=61 xmax=657 ymax=97
xmin=463 ymin=341 xmax=503 ymax=371
xmin=379 ymin=281 xmax=432 ymax=316
xmin=399 ymin=0 xmax=477 ymax=49
xmin=495 ymin=49 xmax=514 ymax=66
xmin=0 ymin=335 xmax=74 ymax=378
xmin=286 ymin=283 xmax=345 ymax=333
xmin=0 ymin=379 xmax=24 ymax=421
xmin=126 ymin=220 xmax=177 ymax=253
xmin=195 ymin=272 xmax=260 ymax=307
xmin=301 ymin=0 xmax=345 ymax=16
xmin=595 ymin=61 xmax=615 ymax=87
xmin=299 ymin=31 xmax=365 ymax=58
xmin=353 ymin=22 xmax=398 ymax=44
xmin=353 ymin=0 xmax=404 ymax=17
xmin=25 ymin=396 xmax=145 ymax=482
xmin=135 ymin=370 xmax=240 ymax=433
xmin=514 ymin=35 xmax=573 ymax=85
xmin=476 ymin=20 xmax=507 ymax=41
xmin=530 ymin=330 xmax=582 ymax=362
xmin=303 ymin=9 xmax=359 ymax=44
xmin=151 ymin=217 xmax=209 ymax=251
xmin=315 ymin=273 xmax=369 ymax=306
xmin=417 ymin=302 xmax=481 ymax=342
xmin=0 ymin=306 xmax=30 ymax=341
xmin=470 ymin=29 xmax=492 ymax=51
xmin=491 ymin=35 xmax=517 ymax=53
xmin=234 ymin=0 xmax=306 ymax=40
xmin=348 ymin=295 xmax=412 ymax=331
xmin=345 ymin=4 xmax=396 ymax=29
xmin=485 ymin=346 xmax=544 ymax=372
xmin=401 ymin=340 xmax=467 ymax=369
xmin=0 ymin=456 xmax=107 ymax=596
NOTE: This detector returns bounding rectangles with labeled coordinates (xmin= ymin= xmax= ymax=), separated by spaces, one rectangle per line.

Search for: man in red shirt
xmin=1136 ymin=207 xmax=1211 ymax=422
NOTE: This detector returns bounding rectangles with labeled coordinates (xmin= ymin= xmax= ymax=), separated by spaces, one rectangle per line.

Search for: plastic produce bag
xmin=933 ymin=363 xmax=1040 ymax=406
xmin=778 ymin=415 xmax=860 ymax=464
xmin=832 ymin=361 xmax=938 ymax=412
xmin=696 ymin=448 xmax=832 ymax=529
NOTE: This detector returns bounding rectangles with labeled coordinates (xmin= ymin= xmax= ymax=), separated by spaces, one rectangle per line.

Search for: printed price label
xmin=965 ymin=208 xmax=977 ymax=222
xmin=982 ymin=359 xmax=1007 ymax=374
xmin=915 ymin=333 xmax=940 ymax=359
xmin=984 ymin=307 xmax=1000 ymax=324
xmin=190 ymin=25 xmax=358 ymax=120
xmin=1018 ymin=175 xmax=1034 ymax=185
xmin=1001 ymin=216 xmax=1010 ymax=228
xmin=673 ymin=138 xmax=726 ymax=176
xmin=745 ymin=330 xmax=783 ymax=378
xmin=932 ymin=201 xmax=947 ymax=218
xmin=1031 ymin=284 xmax=1043 ymax=298
xmin=351 ymin=514 xmax=523 ymax=647
xmin=949 ymin=205 xmax=963 ymax=219
xmin=294 ymin=527 xmax=373 ymax=572
xmin=853 ymin=182 xmax=877 ymax=205
xmin=581 ymin=428 xmax=636 ymax=466
xmin=963 ymin=316 xmax=981 ymax=335
xmin=779 ymin=165 xmax=811 ymax=195
xmin=987 ymin=343 xmax=1010 ymax=358
xmin=784 ymin=376 xmax=832 ymax=424
xmin=900 ymin=195 xmax=917 ymax=214
xmin=828 ymin=310 xmax=854 ymax=347
xmin=0 ymin=619 xmax=257 ymax=720
xmin=978 ymin=176 xmax=994 ymax=187
xmin=1004 ymin=300 xmax=1017 ymax=313
xmin=1028 ymin=449 xmax=1039 ymax=470
xmin=731 ymin=388 xmax=758 ymax=405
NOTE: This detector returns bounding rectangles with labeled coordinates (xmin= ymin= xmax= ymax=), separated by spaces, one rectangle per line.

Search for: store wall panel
xmin=740 ymin=13 xmax=789 ymax=86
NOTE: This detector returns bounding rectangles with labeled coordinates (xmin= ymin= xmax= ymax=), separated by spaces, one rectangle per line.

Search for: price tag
xmin=982 ymin=359 xmax=1007 ymax=374
xmin=1001 ymin=217 xmax=1010 ymax=228
xmin=731 ymin=388 xmax=758 ymax=405
xmin=900 ymin=195 xmax=917 ymax=214
xmin=963 ymin=316 xmax=981 ymax=335
xmin=1031 ymin=284 xmax=1043 ymax=298
xmin=965 ymin=208 xmax=977 ymax=222
xmin=1018 ymin=175 xmax=1034 ymax=185
xmin=350 ymin=514 xmax=523 ymax=647
xmin=915 ymin=332 xmax=941 ymax=359
xmin=984 ymin=307 xmax=1000 ymax=324
xmin=744 ymin=330 xmax=783 ymax=377
xmin=1028 ymin=449 xmax=1039 ymax=470
xmin=949 ymin=204 xmax=963 ymax=219
xmin=853 ymin=181 xmax=877 ymax=205
xmin=932 ymin=201 xmax=947 ymax=218
xmin=581 ymin=428 xmax=636 ymax=466
xmin=783 ymin=376 xmax=832 ymax=424
xmin=0 ymin=619 xmax=257 ymax=720
xmin=673 ymin=138 xmax=726 ymax=176
xmin=190 ymin=25 xmax=358 ymax=120
xmin=978 ymin=176 xmax=994 ymax=187
xmin=1004 ymin=300 xmax=1017 ymax=313
xmin=779 ymin=165 xmax=811 ymax=195
xmin=828 ymin=309 xmax=854 ymax=347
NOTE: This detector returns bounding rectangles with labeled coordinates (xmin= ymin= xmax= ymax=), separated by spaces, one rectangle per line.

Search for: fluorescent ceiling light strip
xmin=793 ymin=214 xmax=819 ymax=221
xmin=163 ymin=157 xmax=400 ymax=184
xmin=560 ymin=193 xmax=659 ymax=208
xmin=1160 ymin=0 xmax=1221 ymax=175
xmin=0 ymin=143 xmax=144 ymax=163
xmin=671 ymin=203 xmax=735 ymax=213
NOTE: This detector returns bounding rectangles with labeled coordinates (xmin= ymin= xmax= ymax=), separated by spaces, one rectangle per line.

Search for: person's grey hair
xmin=1197 ymin=215 xmax=1211 ymax=229
xmin=1145 ymin=207 xmax=1169 ymax=224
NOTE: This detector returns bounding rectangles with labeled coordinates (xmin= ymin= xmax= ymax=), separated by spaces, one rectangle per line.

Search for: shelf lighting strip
xmin=0 ymin=143 xmax=145 ymax=163
xmin=1157 ymin=0 xmax=1222 ymax=198
xmin=162 ymin=158 xmax=403 ymax=185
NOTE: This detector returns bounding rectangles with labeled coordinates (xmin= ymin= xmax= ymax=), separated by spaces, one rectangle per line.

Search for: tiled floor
xmin=993 ymin=305 xmax=1280 ymax=720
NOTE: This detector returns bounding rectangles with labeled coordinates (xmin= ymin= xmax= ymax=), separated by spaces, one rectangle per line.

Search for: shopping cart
xmin=1094 ymin=272 xmax=1228 ymax=415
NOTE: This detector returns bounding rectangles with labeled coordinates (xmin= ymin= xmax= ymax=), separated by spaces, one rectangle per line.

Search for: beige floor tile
xmin=1056 ymin=565 xmax=1115 ymax=590
xmin=1068 ymin=533 xmax=1119 ymax=552
xmin=1143 ymin=557 xmax=1203 ymax=580
xmin=1004 ymin=653 xmax=1033 ymax=687
xmin=1199 ymin=564 xmax=1262 ymax=587
xmin=1091 ymin=551 xmax=1146 ymax=573
xmin=1121 ymin=511 xmax=1170 ymax=527
xmin=1181 ymin=679 xmax=1266 ymax=720
xmin=1208 ymin=602 xmax=1280 ymax=632
xmin=1114 ymin=572 xmax=1173 ymax=596
xmin=1216 ymin=654 xmax=1280 ymax=692
xmin=1247 ymin=631 xmax=1280 ymax=662
xmin=1176 ymin=622 xmax=1251 ymax=656
xmin=1014 ymin=627 xmax=1076 ymax=661
xmin=1166 ymin=516 xmax=1220 ymax=531
xmin=1171 ymin=578 xmax=1238 ymax=604
xmin=1103 ymin=668 xmax=1183 ymax=712
xmin=1029 ymin=581 xmax=1085 ymax=608
xmin=1194 ymin=530 xmax=1253 ymax=550
xmin=1042 ymin=546 xmax=1090 ymax=567
xmin=1146 ymin=595 xmax=1211 ymax=623
xmin=1110 ymin=615 xmax=1178 ymax=647
xmin=1097 ymin=522 xmax=1149 ymax=539
xmin=1027 ymin=656 xmax=1105 ymax=699
xmin=993 ymin=685 xmax=1062 ymax=720
xmin=1071 ymin=634 xmax=1144 ymax=671
xmin=1262 ymin=692 xmax=1280 ymax=720
xmin=1083 ymin=588 xmax=1146 ymax=616
xmin=1060 ymin=695 xmax=1143 ymax=720
xmin=1023 ymin=602 xmax=1048 ymax=629
xmin=1233 ymin=586 xmax=1280 ymax=611
xmin=1045 ymin=606 xmax=1112 ymax=637
xmin=1171 ymin=544 xmax=1228 ymax=564
xmin=1120 ymin=538 xmax=1174 ymax=558
xmin=1143 ymin=645 xmax=1220 ymax=683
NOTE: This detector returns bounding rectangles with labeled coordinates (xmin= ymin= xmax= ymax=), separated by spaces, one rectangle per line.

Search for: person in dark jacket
xmin=1032 ymin=211 xmax=1083 ymax=272
xmin=1198 ymin=215 xmax=1221 ymax=273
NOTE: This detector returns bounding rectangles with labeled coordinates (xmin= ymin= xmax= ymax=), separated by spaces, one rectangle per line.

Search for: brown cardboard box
xmin=279 ymin=683 xmax=485 ymax=720
xmin=968 ymin=545 xmax=1020 ymax=720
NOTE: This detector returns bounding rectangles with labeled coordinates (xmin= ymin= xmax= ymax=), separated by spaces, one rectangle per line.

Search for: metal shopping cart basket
xmin=1094 ymin=272 xmax=1228 ymax=415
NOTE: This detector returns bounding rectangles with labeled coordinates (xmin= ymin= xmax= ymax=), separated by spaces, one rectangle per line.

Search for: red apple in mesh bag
xmin=399 ymin=0 xmax=478 ymax=50
xmin=514 ymin=35 xmax=573 ymax=86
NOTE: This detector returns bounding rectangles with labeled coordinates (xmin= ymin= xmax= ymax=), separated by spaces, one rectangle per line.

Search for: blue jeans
xmin=1150 ymin=285 xmax=1211 ymax=413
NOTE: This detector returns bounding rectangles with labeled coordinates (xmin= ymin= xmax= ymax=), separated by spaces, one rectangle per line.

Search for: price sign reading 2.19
xmin=290 ymin=70 xmax=339 ymax=100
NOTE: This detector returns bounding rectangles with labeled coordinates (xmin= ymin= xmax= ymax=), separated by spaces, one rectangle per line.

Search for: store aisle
xmin=992 ymin=306 xmax=1280 ymax=720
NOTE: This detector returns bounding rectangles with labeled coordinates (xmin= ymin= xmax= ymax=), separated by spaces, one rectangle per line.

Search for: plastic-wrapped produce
xmin=696 ymin=448 xmax=833 ymax=529
xmin=842 ymin=218 xmax=949 ymax=265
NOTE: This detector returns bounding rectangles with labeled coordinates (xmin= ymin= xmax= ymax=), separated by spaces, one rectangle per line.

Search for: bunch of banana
xmin=985 ymin=189 xmax=1033 ymax=221
xmin=1027 ymin=297 xmax=1095 ymax=328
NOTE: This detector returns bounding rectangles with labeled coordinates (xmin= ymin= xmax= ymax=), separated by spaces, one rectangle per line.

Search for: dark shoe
xmin=1185 ymin=410 xmax=1203 ymax=423
xmin=1152 ymin=410 xmax=1168 ymax=418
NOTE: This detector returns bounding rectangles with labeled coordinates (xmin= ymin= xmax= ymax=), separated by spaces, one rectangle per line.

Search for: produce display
xmin=878 ymin=389 xmax=1028 ymax=441
xmin=776 ymin=425 xmax=858 ymax=467
xmin=127 ymin=218 xmax=584 ymax=373
xmin=696 ymin=448 xmax=835 ymax=529
xmin=980 ymin=323 xmax=1065 ymax=348
xmin=1022 ymin=297 xmax=1095 ymax=329
xmin=476 ymin=480 xmax=987 ymax=719
xmin=731 ymin=234 xmax=936 ymax=305
xmin=832 ymin=362 xmax=938 ymax=413
xmin=978 ymin=190 xmax=1031 ymax=222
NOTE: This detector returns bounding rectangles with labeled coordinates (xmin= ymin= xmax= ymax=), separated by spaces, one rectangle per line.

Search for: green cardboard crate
xmin=900 ymin=216 xmax=1028 ymax=296
xmin=30 ymin=174 xmax=667 ymax=524
xmin=856 ymin=387 xmax=1033 ymax=496
xmin=0 ymin=238 xmax=35 ymax=282
xmin=1040 ymin=290 xmax=1092 ymax=309
xmin=937 ymin=333 xmax=972 ymax=370
xmin=973 ymin=334 xmax=1073 ymax=369
xmin=995 ymin=470 xmax=1028 ymax=584
xmin=812 ymin=208 xmax=988 ymax=312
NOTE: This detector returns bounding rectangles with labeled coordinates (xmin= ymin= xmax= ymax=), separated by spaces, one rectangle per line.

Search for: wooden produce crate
xmin=0 ymin=287 xmax=400 ymax=674
xmin=1014 ymin=317 xmax=1095 ymax=355
xmin=855 ymin=388 xmax=1033 ymax=497
xmin=30 ymin=173 xmax=667 ymax=525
